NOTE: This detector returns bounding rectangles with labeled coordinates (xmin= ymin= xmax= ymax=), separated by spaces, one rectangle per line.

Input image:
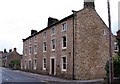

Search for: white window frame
xmin=43 ymin=31 xmax=47 ymax=38
xmin=43 ymin=57 xmax=47 ymax=70
xmin=62 ymin=35 xmax=67 ymax=49
xmin=43 ymin=41 xmax=47 ymax=52
xmin=34 ymin=44 xmax=37 ymax=54
xmin=62 ymin=22 xmax=67 ymax=32
xmin=34 ymin=58 xmax=37 ymax=70
xmin=50 ymin=57 xmax=56 ymax=75
xmin=29 ymin=46 xmax=32 ymax=55
xmin=24 ymin=46 xmax=27 ymax=56
xmin=29 ymin=38 xmax=32 ymax=44
xmin=28 ymin=59 xmax=32 ymax=70
xmin=34 ymin=36 xmax=37 ymax=42
xmin=114 ymin=42 xmax=119 ymax=52
xmin=61 ymin=56 xmax=67 ymax=71
xmin=24 ymin=59 xmax=27 ymax=69
xmin=51 ymin=38 xmax=56 ymax=51
xmin=51 ymin=26 xmax=56 ymax=36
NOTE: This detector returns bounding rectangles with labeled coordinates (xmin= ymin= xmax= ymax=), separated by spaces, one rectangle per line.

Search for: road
xmin=0 ymin=67 xmax=105 ymax=84
xmin=1 ymin=67 xmax=47 ymax=84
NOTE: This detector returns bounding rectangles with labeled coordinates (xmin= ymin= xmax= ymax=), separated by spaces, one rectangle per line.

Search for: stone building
xmin=22 ymin=0 xmax=113 ymax=80
xmin=0 ymin=51 xmax=3 ymax=67
xmin=2 ymin=48 xmax=22 ymax=69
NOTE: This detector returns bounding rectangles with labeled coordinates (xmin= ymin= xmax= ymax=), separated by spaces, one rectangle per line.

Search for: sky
xmin=0 ymin=0 xmax=119 ymax=54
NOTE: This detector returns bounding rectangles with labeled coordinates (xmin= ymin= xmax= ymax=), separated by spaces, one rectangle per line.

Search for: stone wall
xmin=74 ymin=7 xmax=110 ymax=80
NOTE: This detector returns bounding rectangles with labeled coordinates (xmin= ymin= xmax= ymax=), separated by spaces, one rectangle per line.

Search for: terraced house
xmin=21 ymin=0 xmax=113 ymax=80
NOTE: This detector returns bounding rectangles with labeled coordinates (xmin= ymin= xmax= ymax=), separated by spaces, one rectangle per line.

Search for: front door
xmin=51 ymin=58 xmax=55 ymax=75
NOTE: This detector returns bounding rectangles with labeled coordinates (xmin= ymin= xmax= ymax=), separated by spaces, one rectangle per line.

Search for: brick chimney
xmin=14 ymin=48 xmax=17 ymax=52
xmin=47 ymin=17 xmax=59 ymax=27
xmin=9 ymin=49 xmax=12 ymax=53
xmin=84 ymin=0 xmax=95 ymax=8
xmin=31 ymin=30 xmax=37 ymax=36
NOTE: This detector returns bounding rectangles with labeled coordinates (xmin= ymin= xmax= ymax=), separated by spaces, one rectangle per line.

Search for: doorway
xmin=50 ymin=57 xmax=56 ymax=75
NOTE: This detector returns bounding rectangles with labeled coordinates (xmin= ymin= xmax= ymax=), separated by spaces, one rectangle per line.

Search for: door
xmin=50 ymin=58 xmax=55 ymax=75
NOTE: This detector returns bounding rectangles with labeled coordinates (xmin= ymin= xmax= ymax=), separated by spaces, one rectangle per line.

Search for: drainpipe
xmin=72 ymin=10 xmax=76 ymax=80
xmin=107 ymin=0 xmax=114 ymax=83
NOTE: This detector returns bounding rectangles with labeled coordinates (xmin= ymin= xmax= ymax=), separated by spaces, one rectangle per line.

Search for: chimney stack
xmin=31 ymin=30 xmax=37 ymax=36
xmin=47 ymin=17 xmax=59 ymax=27
xmin=14 ymin=48 xmax=17 ymax=52
xmin=9 ymin=49 xmax=12 ymax=53
xmin=84 ymin=0 xmax=95 ymax=8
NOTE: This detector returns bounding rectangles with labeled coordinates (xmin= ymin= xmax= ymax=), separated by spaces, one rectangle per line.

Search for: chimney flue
xmin=84 ymin=0 xmax=95 ymax=8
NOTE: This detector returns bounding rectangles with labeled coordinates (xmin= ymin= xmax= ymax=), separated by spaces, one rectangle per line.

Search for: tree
xmin=11 ymin=60 xmax=20 ymax=69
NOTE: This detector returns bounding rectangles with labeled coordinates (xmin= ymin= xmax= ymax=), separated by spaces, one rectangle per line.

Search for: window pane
xmin=52 ymin=39 xmax=55 ymax=49
xmin=62 ymin=57 xmax=66 ymax=70
xmin=62 ymin=36 xmax=66 ymax=48
xmin=43 ymin=42 xmax=47 ymax=51
xmin=44 ymin=32 xmax=47 ymax=38
xmin=51 ymin=27 xmax=55 ymax=35
xmin=62 ymin=23 xmax=67 ymax=31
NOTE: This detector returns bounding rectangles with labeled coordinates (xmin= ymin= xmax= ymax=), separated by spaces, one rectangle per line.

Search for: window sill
xmin=61 ymin=69 xmax=66 ymax=72
xmin=62 ymin=47 xmax=67 ymax=50
xmin=43 ymin=68 xmax=46 ymax=70
xmin=51 ymin=49 xmax=55 ymax=51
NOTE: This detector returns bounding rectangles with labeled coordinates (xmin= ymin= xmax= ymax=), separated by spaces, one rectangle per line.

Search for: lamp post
xmin=107 ymin=0 xmax=114 ymax=83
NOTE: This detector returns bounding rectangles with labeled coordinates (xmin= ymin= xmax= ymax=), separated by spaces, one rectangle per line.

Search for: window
xmin=34 ymin=59 xmax=37 ymax=70
xmin=24 ymin=47 xmax=27 ymax=56
xmin=34 ymin=44 xmax=37 ymax=54
xmin=43 ymin=42 xmax=47 ymax=52
xmin=51 ymin=39 xmax=56 ymax=50
xmin=43 ymin=31 xmax=47 ymax=38
xmin=62 ymin=35 xmax=67 ymax=49
xmin=114 ymin=42 xmax=119 ymax=52
xmin=34 ymin=36 xmax=37 ymax=42
xmin=28 ymin=60 xmax=32 ymax=70
xmin=24 ymin=60 xmax=27 ymax=69
xmin=62 ymin=22 xmax=67 ymax=31
xmin=43 ymin=58 xmax=47 ymax=70
xmin=29 ymin=38 xmax=32 ymax=44
xmin=61 ymin=56 xmax=67 ymax=71
xmin=29 ymin=46 xmax=32 ymax=55
xmin=103 ymin=29 xmax=106 ymax=35
xmin=51 ymin=27 xmax=55 ymax=35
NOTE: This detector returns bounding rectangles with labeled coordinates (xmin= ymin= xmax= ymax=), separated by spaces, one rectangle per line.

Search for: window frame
xmin=34 ymin=58 xmax=37 ymax=70
xmin=43 ymin=31 xmax=47 ymax=38
xmin=43 ymin=41 xmax=47 ymax=52
xmin=29 ymin=46 xmax=32 ymax=55
xmin=62 ymin=35 xmax=67 ymax=49
xmin=114 ymin=42 xmax=119 ymax=52
xmin=51 ymin=38 xmax=56 ymax=51
xmin=51 ymin=26 xmax=56 ymax=36
xmin=34 ymin=44 xmax=37 ymax=54
xmin=61 ymin=56 xmax=67 ymax=71
xmin=43 ymin=57 xmax=47 ymax=70
xmin=62 ymin=22 xmax=67 ymax=32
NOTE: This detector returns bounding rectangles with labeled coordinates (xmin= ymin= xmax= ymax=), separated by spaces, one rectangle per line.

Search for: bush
xmin=105 ymin=56 xmax=120 ymax=78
